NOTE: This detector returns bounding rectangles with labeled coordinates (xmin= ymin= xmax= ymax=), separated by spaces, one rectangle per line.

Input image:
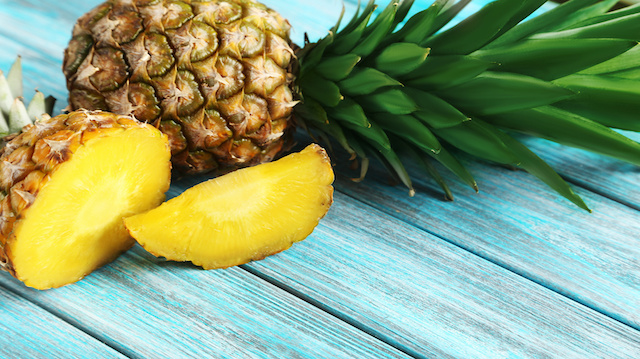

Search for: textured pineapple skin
xmin=63 ymin=0 xmax=297 ymax=175
xmin=0 ymin=110 xmax=171 ymax=289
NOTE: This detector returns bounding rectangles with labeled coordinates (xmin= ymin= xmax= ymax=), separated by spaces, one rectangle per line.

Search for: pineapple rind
xmin=64 ymin=0 xmax=296 ymax=175
xmin=0 ymin=110 xmax=171 ymax=289
xmin=124 ymin=144 xmax=334 ymax=269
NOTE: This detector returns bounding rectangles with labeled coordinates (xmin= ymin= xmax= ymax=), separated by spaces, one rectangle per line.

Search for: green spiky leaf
xmin=392 ymin=136 xmax=454 ymax=200
xmin=0 ymin=110 xmax=9 ymax=137
xmin=436 ymin=71 xmax=575 ymax=115
xmin=342 ymin=118 xmax=392 ymax=151
xmin=300 ymin=71 xmax=343 ymax=107
xmin=387 ymin=1 xmax=442 ymax=44
xmin=293 ymin=0 xmax=640 ymax=210
xmin=579 ymin=44 xmax=640 ymax=76
xmin=532 ymin=12 xmax=640 ymax=41
xmin=553 ymin=75 xmax=640 ymax=132
xmin=7 ymin=56 xmax=23 ymax=99
xmin=339 ymin=68 xmax=402 ymax=96
xmin=356 ymin=88 xmax=418 ymax=115
xmin=473 ymin=38 xmax=636 ymax=81
xmin=563 ymin=2 xmax=640 ymax=29
xmin=370 ymin=113 xmax=441 ymax=154
xmin=489 ymin=0 xmax=603 ymax=47
xmin=404 ymin=88 xmax=469 ymax=129
xmin=425 ymin=0 xmax=544 ymax=55
xmin=433 ymin=120 xmax=519 ymax=165
xmin=351 ymin=2 xmax=398 ymax=57
xmin=331 ymin=3 xmax=376 ymax=55
xmin=546 ymin=0 xmax=619 ymax=32
xmin=27 ymin=90 xmax=47 ymax=121
xmin=327 ymin=98 xmax=371 ymax=128
xmin=0 ymin=71 xmax=13 ymax=114
xmin=498 ymin=131 xmax=591 ymax=211
xmin=315 ymin=54 xmax=361 ymax=81
xmin=487 ymin=106 xmax=640 ymax=166
xmin=429 ymin=0 xmax=472 ymax=37
xmin=403 ymin=55 xmax=491 ymax=90
xmin=428 ymin=146 xmax=478 ymax=192
xmin=9 ymin=99 xmax=31 ymax=133
xmin=372 ymin=42 xmax=430 ymax=77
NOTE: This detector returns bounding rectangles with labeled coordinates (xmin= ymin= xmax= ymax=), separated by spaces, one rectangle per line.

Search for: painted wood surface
xmin=246 ymin=191 xmax=640 ymax=358
xmin=1 ymin=0 xmax=640 ymax=358
xmin=331 ymin=150 xmax=640 ymax=330
xmin=0 ymin=249 xmax=408 ymax=358
xmin=0 ymin=289 xmax=127 ymax=358
xmin=523 ymin=132 xmax=640 ymax=210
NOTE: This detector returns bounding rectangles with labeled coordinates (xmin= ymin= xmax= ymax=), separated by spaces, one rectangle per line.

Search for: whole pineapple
xmin=63 ymin=0 xmax=296 ymax=174
xmin=64 ymin=0 xmax=640 ymax=210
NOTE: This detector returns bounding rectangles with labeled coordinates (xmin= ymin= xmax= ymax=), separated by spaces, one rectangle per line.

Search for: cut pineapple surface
xmin=0 ymin=111 xmax=171 ymax=289
xmin=125 ymin=144 xmax=334 ymax=269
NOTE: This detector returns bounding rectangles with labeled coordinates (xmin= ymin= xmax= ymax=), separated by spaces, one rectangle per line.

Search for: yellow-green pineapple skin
xmin=64 ymin=0 xmax=296 ymax=175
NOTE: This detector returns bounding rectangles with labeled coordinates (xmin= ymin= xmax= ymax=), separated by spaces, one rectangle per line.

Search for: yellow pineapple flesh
xmin=124 ymin=144 xmax=334 ymax=269
xmin=0 ymin=110 xmax=171 ymax=289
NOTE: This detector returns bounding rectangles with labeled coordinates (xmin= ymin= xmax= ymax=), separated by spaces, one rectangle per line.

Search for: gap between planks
xmin=0 ymin=280 xmax=133 ymax=358
xmin=326 ymin=157 xmax=640 ymax=334
xmin=0 ymin=250 xmax=407 ymax=358
xmin=240 ymin=265 xmax=426 ymax=359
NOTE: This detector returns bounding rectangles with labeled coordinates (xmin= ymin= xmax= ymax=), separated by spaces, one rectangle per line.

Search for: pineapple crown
xmin=0 ymin=57 xmax=56 ymax=137
xmin=294 ymin=0 xmax=640 ymax=211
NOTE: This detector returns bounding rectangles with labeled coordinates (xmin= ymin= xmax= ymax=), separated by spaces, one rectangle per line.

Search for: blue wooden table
xmin=1 ymin=1 xmax=640 ymax=357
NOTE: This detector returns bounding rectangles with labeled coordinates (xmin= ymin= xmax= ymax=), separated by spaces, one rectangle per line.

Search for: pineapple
xmin=124 ymin=144 xmax=334 ymax=269
xmin=64 ymin=0 xmax=640 ymax=210
xmin=63 ymin=0 xmax=296 ymax=175
xmin=1 ymin=57 xmax=56 ymax=138
xmin=0 ymin=110 xmax=171 ymax=289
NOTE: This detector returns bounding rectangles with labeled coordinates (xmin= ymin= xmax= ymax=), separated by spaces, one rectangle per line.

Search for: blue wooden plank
xmin=1 ymin=1 xmax=639 ymax=358
xmin=329 ymin=147 xmax=640 ymax=332
xmin=245 ymin=191 xmax=640 ymax=358
xmin=0 ymin=248 xmax=408 ymax=358
xmin=0 ymin=288 xmax=127 ymax=358
xmin=521 ymin=132 xmax=640 ymax=210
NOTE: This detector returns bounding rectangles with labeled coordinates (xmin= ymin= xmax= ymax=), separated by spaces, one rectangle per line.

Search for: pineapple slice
xmin=124 ymin=144 xmax=334 ymax=269
xmin=0 ymin=111 xmax=171 ymax=289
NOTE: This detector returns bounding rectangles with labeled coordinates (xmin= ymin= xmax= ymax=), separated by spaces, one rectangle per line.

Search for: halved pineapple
xmin=124 ymin=144 xmax=334 ymax=269
xmin=0 ymin=110 xmax=171 ymax=289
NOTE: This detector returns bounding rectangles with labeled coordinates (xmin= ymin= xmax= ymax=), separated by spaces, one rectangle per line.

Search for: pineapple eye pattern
xmin=62 ymin=0 xmax=640 ymax=210
xmin=64 ymin=0 xmax=295 ymax=175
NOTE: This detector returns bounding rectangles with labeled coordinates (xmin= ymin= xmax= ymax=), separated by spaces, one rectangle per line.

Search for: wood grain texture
xmin=1 ymin=1 xmax=640 ymax=358
xmin=0 ymin=288 xmax=127 ymax=358
xmin=0 ymin=248 xmax=408 ymax=359
xmin=520 ymin=132 xmax=640 ymax=210
xmin=245 ymin=191 xmax=640 ymax=358
xmin=328 ymin=148 xmax=640 ymax=331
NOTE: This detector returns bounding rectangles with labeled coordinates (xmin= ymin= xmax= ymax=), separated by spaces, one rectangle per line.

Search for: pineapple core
xmin=125 ymin=144 xmax=334 ymax=269
xmin=10 ymin=129 xmax=171 ymax=289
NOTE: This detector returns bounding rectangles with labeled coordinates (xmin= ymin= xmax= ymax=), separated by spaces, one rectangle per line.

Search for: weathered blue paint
xmin=0 ymin=288 xmax=127 ymax=357
xmin=1 ymin=1 xmax=639 ymax=358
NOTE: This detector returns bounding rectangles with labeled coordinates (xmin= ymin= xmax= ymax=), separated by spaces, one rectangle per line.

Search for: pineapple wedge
xmin=0 ymin=110 xmax=171 ymax=289
xmin=124 ymin=144 xmax=334 ymax=269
